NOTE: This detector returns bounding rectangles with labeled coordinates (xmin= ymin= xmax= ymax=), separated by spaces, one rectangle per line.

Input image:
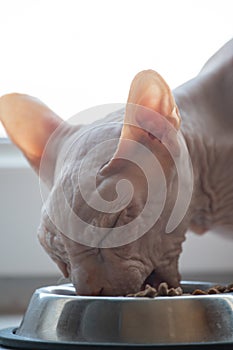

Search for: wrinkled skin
xmin=38 ymin=112 xmax=186 ymax=295
xmin=1 ymin=39 xmax=233 ymax=295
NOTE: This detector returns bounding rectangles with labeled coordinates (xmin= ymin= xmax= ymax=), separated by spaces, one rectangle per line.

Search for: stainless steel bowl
xmin=1 ymin=281 xmax=233 ymax=349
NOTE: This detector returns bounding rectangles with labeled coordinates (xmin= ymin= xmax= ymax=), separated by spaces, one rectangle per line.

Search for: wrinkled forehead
xmin=55 ymin=109 xmax=124 ymax=179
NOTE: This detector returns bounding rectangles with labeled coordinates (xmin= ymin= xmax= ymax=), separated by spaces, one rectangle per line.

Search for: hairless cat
xmin=0 ymin=39 xmax=232 ymax=296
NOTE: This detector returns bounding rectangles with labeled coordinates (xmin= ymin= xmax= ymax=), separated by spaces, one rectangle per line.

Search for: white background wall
xmin=0 ymin=0 xmax=233 ymax=278
xmin=0 ymin=0 xmax=233 ymax=135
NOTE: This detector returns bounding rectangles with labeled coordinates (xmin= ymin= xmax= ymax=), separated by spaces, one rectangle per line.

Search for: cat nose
xmin=75 ymin=284 xmax=104 ymax=296
xmin=88 ymin=287 xmax=104 ymax=296
xmin=73 ymin=278 xmax=104 ymax=296
xmin=91 ymin=287 xmax=104 ymax=296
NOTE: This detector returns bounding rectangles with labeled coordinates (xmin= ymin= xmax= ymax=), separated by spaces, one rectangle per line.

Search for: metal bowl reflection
xmin=15 ymin=281 xmax=233 ymax=346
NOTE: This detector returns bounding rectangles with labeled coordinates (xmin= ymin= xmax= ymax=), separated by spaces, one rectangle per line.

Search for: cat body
xmin=0 ymin=39 xmax=232 ymax=295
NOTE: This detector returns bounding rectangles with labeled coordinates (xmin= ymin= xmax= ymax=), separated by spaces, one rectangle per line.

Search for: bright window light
xmin=0 ymin=0 xmax=232 ymax=137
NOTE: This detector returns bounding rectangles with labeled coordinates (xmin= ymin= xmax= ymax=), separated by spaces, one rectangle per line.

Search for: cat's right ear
xmin=0 ymin=93 xmax=69 ymax=187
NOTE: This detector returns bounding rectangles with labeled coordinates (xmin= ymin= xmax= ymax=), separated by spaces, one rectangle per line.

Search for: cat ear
xmin=104 ymin=70 xmax=181 ymax=170
xmin=0 ymin=93 xmax=69 ymax=186
xmin=127 ymin=69 xmax=180 ymax=129
xmin=123 ymin=69 xmax=181 ymax=149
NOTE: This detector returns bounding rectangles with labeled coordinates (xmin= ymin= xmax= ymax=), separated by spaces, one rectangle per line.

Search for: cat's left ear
xmin=104 ymin=70 xmax=181 ymax=170
xmin=125 ymin=69 xmax=181 ymax=131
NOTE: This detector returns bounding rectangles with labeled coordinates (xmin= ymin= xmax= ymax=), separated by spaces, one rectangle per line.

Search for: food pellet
xmin=126 ymin=282 xmax=233 ymax=298
xmin=192 ymin=289 xmax=207 ymax=295
xmin=207 ymin=288 xmax=220 ymax=294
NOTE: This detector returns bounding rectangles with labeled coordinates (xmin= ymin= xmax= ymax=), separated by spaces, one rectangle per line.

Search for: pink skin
xmin=38 ymin=118 xmax=186 ymax=295
xmin=0 ymin=39 xmax=233 ymax=295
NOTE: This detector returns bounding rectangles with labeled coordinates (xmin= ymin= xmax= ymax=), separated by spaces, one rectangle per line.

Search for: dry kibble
xmin=143 ymin=285 xmax=157 ymax=298
xmin=192 ymin=289 xmax=207 ymax=295
xmin=126 ymin=284 xmax=157 ymax=298
xmin=168 ymin=288 xmax=178 ymax=296
xmin=224 ymin=283 xmax=233 ymax=293
xmin=126 ymin=281 xmax=233 ymax=298
xmin=175 ymin=286 xmax=183 ymax=296
xmin=134 ymin=291 xmax=148 ymax=297
xmin=157 ymin=282 xmax=169 ymax=296
xmin=214 ymin=285 xmax=226 ymax=293
xmin=207 ymin=288 xmax=220 ymax=294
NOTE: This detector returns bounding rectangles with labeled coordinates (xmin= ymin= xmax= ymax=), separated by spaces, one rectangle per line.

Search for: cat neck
xmin=174 ymin=69 xmax=233 ymax=235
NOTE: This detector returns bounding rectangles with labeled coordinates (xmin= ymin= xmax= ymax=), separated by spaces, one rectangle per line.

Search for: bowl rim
xmin=35 ymin=280 xmax=221 ymax=301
